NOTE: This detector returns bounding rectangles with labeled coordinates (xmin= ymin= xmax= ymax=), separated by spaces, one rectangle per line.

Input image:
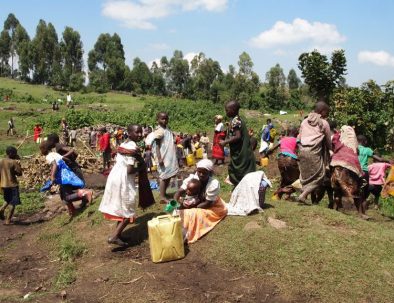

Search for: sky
xmin=1 ymin=0 xmax=393 ymax=86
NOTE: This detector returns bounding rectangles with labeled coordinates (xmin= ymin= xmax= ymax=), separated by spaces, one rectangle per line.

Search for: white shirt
xmin=215 ymin=122 xmax=224 ymax=132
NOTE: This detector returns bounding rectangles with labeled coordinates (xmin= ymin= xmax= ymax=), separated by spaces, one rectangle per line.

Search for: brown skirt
xmin=277 ymin=155 xmax=300 ymax=188
xmin=331 ymin=166 xmax=361 ymax=198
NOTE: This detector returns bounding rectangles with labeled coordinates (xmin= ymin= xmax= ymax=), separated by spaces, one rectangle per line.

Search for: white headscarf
xmin=196 ymin=159 xmax=214 ymax=171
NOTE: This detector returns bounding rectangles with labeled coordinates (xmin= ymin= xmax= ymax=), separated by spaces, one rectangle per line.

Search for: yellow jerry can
xmin=186 ymin=154 xmax=195 ymax=166
xmin=195 ymin=148 xmax=203 ymax=159
xmin=148 ymin=215 xmax=185 ymax=263
xmin=260 ymin=157 xmax=269 ymax=167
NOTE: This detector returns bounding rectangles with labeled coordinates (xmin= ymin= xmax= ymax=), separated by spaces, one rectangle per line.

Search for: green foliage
xmin=333 ymin=80 xmax=393 ymax=149
xmin=298 ymin=49 xmax=347 ymax=102
xmin=379 ymin=196 xmax=394 ymax=218
xmin=15 ymin=191 xmax=45 ymax=215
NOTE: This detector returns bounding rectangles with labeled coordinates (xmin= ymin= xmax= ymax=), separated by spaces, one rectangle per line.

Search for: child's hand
xmin=219 ymin=140 xmax=226 ymax=147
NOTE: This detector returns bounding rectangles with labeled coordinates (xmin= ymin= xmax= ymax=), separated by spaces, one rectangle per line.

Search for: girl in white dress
xmin=99 ymin=125 xmax=144 ymax=246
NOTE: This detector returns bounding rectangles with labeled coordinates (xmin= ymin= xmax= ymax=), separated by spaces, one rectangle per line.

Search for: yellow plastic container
xmin=260 ymin=157 xmax=269 ymax=167
xmin=151 ymin=165 xmax=157 ymax=172
xmin=148 ymin=215 xmax=185 ymax=263
xmin=195 ymin=148 xmax=203 ymax=159
xmin=186 ymin=154 xmax=195 ymax=166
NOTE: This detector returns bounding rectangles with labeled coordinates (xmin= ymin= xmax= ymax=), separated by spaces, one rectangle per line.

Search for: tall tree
xmin=88 ymin=33 xmax=126 ymax=91
xmin=14 ymin=24 xmax=31 ymax=81
xmin=3 ymin=13 xmax=20 ymax=77
xmin=150 ymin=61 xmax=166 ymax=95
xmin=265 ymin=63 xmax=288 ymax=110
xmin=168 ymin=50 xmax=190 ymax=96
xmin=129 ymin=57 xmax=152 ymax=93
xmin=298 ymin=49 xmax=347 ymax=102
xmin=0 ymin=30 xmax=11 ymax=76
xmin=287 ymin=68 xmax=301 ymax=90
xmin=60 ymin=26 xmax=84 ymax=90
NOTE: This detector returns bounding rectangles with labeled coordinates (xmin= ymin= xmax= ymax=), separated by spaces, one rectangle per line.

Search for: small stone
xmin=243 ymin=221 xmax=261 ymax=231
xmin=267 ymin=217 xmax=287 ymax=229
xmin=60 ymin=290 xmax=67 ymax=299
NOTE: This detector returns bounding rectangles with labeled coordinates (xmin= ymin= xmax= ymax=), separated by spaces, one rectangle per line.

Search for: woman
xmin=174 ymin=159 xmax=227 ymax=244
xmin=212 ymin=115 xmax=226 ymax=165
xmin=226 ymin=170 xmax=271 ymax=216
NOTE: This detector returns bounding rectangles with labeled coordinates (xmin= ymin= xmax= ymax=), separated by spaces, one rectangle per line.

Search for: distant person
xmin=199 ymin=132 xmax=210 ymax=154
xmin=152 ymin=112 xmax=179 ymax=204
xmin=61 ymin=118 xmax=69 ymax=146
xmin=69 ymin=128 xmax=77 ymax=147
xmin=0 ymin=146 xmax=22 ymax=225
xmin=33 ymin=124 xmax=43 ymax=144
xmin=368 ymin=158 xmax=392 ymax=207
xmin=259 ymin=119 xmax=274 ymax=156
xmin=89 ymin=127 xmax=97 ymax=149
xmin=99 ymin=128 xmax=112 ymax=171
xmin=66 ymin=93 xmax=72 ymax=108
xmin=7 ymin=118 xmax=15 ymax=136
xmin=212 ymin=115 xmax=226 ymax=165
xmin=52 ymin=100 xmax=59 ymax=111
xmin=219 ymin=101 xmax=256 ymax=186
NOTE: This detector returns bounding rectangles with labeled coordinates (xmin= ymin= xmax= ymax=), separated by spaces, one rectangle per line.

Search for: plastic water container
xmin=148 ymin=215 xmax=185 ymax=263
xmin=260 ymin=157 xmax=269 ymax=167
xmin=195 ymin=148 xmax=203 ymax=159
xmin=186 ymin=154 xmax=195 ymax=166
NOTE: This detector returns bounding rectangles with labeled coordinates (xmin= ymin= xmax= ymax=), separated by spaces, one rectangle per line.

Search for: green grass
xmin=197 ymin=200 xmax=394 ymax=303
xmin=379 ymin=196 xmax=394 ymax=218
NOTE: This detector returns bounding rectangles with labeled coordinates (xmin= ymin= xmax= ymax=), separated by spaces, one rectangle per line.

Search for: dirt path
xmin=0 ymin=206 xmax=292 ymax=303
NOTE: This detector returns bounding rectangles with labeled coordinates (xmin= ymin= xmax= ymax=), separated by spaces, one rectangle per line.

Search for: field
xmin=0 ymin=78 xmax=394 ymax=303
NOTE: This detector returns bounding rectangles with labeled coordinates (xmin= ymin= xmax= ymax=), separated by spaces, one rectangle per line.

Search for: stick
xmin=119 ymin=276 xmax=143 ymax=285
xmin=78 ymin=138 xmax=97 ymax=157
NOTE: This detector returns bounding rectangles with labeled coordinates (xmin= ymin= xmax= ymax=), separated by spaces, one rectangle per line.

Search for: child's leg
xmin=0 ymin=203 xmax=9 ymax=220
xmin=108 ymin=219 xmax=130 ymax=246
xmin=5 ymin=205 xmax=15 ymax=225
xmin=159 ymin=178 xmax=171 ymax=203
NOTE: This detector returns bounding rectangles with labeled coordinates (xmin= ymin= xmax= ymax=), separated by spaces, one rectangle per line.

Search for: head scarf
xmin=196 ymin=159 xmax=214 ymax=172
xmin=215 ymin=115 xmax=223 ymax=120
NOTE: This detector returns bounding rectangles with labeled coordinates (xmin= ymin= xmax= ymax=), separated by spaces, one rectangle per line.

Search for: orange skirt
xmin=103 ymin=213 xmax=135 ymax=223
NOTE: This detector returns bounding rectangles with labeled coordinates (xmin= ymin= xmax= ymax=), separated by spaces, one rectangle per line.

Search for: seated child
xmin=181 ymin=179 xmax=201 ymax=209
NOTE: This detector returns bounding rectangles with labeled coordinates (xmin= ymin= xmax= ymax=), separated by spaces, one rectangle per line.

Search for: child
xmin=367 ymin=158 xmax=392 ymax=207
xmin=220 ymin=100 xmax=256 ymax=186
xmin=180 ymin=179 xmax=201 ymax=209
xmin=99 ymin=127 xmax=112 ymax=171
xmin=268 ymin=126 xmax=300 ymax=200
xmin=143 ymin=146 xmax=153 ymax=173
xmin=199 ymin=132 xmax=210 ymax=154
xmin=40 ymin=141 xmax=92 ymax=217
xmin=0 ymin=146 xmax=22 ymax=225
xmin=248 ymin=128 xmax=257 ymax=152
xmin=259 ymin=119 xmax=274 ymax=156
xmin=357 ymin=135 xmax=390 ymax=203
xmin=212 ymin=115 xmax=226 ymax=165
xmin=69 ymin=128 xmax=77 ymax=147
xmin=99 ymin=124 xmax=145 ymax=246
xmin=152 ymin=112 xmax=179 ymax=204
xmin=33 ymin=124 xmax=43 ymax=144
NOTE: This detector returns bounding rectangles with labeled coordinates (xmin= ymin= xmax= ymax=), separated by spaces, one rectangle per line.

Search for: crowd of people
xmin=1 ymin=100 xmax=393 ymax=248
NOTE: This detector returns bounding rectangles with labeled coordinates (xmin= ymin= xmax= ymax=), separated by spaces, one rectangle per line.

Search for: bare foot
xmin=108 ymin=236 xmax=127 ymax=247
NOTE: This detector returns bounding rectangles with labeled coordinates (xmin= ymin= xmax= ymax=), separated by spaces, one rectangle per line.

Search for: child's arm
xmin=50 ymin=162 xmax=57 ymax=183
xmin=196 ymin=200 xmax=213 ymax=209
xmin=372 ymin=154 xmax=393 ymax=164
xmin=220 ymin=128 xmax=241 ymax=146
xmin=156 ymin=139 xmax=164 ymax=166
xmin=174 ymin=188 xmax=186 ymax=201
xmin=14 ymin=160 xmax=22 ymax=176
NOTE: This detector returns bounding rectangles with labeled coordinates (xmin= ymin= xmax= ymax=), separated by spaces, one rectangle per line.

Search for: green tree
xmin=3 ymin=13 xmax=20 ymax=78
xmin=30 ymin=20 xmax=61 ymax=85
xmin=0 ymin=30 xmax=11 ymax=76
xmin=298 ymin=49 xmax=347 ymax=102
xmin=150 ymin=61 xmax=166 ymax=95
xmin=129 ymin=57 xmax=152 ymax=93
xmin=60 ymin=26 xmax=84 ymax=90
xmin=168 ymin=50 xmax=190 ymax=96
xmin=287 ymin=68 xmax=301 ymax=90
xmin=264 ymin=63 xmax=288 ymax=110
xmin=88 ymin=33 xmax=126 ymax=91
xmin=14 ymin=24 xmax=31 ymax=81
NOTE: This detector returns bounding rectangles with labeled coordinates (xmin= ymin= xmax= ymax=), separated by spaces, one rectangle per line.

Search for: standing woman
xmin=212 ymin=115 xmax=226 ymax=165
xmin=220 ymin=101 xmax=256 ymax=187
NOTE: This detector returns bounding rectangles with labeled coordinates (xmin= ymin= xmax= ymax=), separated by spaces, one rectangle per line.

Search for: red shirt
xmin=99 ymin=133 xmax=111 ymax=152
xmin=33 ymin=126 xmax=42 ymax=141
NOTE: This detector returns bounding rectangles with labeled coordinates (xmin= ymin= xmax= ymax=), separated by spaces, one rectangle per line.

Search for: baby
xmin=181 ymin=179 xmax=201 ymax=209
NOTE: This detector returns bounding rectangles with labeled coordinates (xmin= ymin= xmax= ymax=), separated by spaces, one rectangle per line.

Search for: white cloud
xmin=250 ymin=18 xmax=346 ymax=49
xmin=149 ymin=58 xmax=161 ymax=68
xmin=102 ymin=0 xmax=228 ymax=30
xmin=184 ymin=52 xmax=199 ymax=64
xmin=149 ymin=43 xmax=170 ymax=50
xmin=358 ymin=50 xmax=394 ymax=67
